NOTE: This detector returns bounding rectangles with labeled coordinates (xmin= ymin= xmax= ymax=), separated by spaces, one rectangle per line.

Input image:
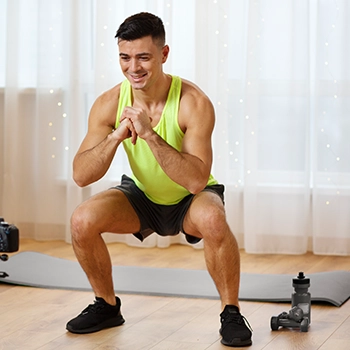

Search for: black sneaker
xmin=66 ymin=296 xmax=125 ymax=334
xmin=220 ymin=305 xmax=252 ymax=347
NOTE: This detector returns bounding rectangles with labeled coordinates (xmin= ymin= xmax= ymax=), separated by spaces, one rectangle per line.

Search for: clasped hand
xmin=118 ymin=106 xmax=153 ymax=145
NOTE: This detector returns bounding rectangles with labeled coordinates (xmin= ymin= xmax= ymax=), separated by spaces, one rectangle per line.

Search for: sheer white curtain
xmin=1 ymin=0 xmax=349 ymax=255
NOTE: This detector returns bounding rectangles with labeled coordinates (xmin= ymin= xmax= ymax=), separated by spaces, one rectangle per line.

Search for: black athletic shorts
xmin=111 ymin=174 xmax=225 ymax=244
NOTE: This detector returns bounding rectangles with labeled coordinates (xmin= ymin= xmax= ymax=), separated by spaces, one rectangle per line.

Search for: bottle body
xmin=292 ymin=288 xmax=311 ymax=323
xmin=292 ymin=272 xmax=311 ymax=323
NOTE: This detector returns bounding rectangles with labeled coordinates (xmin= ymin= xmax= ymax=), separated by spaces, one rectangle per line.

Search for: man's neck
xmin=132 ymin=74 xmax=171 ymax=108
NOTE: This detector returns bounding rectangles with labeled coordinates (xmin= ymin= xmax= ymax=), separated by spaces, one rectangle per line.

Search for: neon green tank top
xmin=116 ymin=75 xmax=217 ymax=205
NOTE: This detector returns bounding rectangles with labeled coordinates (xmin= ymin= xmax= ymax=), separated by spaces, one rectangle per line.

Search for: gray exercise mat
xmin=1 ymin=252 xmax=349 ymax=306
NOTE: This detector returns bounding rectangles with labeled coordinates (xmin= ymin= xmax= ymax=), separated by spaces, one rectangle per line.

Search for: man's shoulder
xmin=179 ymin=78 xmax=213 ymax=111
xmin=180 ymin=78 xmax=202 ymax=94
xmin=177 ymin=78 xmax=215 ymax=131
xmin=89 ymin=83 xmax=123 ymax=125
xmin=96 ymin=83 xmax=122 ymax=105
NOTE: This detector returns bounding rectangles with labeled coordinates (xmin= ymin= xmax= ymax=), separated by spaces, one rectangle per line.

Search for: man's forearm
xmin=145 ymin=132 xmax=210 ymax=194
xmin=73 ymin=133 xmax=121 ymax=187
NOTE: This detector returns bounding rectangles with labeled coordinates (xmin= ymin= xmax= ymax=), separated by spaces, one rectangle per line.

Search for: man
xmin=66 ymin=12 xmax=252 ymax=347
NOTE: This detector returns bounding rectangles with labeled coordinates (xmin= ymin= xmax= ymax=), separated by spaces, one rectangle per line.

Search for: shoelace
xmin=81 ymin=300 xmax=106 ymax=314
xmin=222 ymin=313 xmax=253 ymax=333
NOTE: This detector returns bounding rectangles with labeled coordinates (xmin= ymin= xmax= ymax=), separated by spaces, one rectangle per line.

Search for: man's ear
xmin=162 ymin=45 xmax=170 ymax=63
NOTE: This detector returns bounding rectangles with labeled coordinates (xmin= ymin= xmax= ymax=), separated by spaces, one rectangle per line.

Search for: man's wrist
xmin=143 ymin=129 xmax=158 ymax=143
xmin=108 ymin=129 xmax=123 ymax=145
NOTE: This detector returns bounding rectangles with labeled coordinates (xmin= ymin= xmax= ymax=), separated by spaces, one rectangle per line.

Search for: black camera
xmin=0 ymin=217 xmax=19 ymax=253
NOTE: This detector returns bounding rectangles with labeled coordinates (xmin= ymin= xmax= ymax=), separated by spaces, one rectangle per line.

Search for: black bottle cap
xmin=293 ymin=271 xmax=310 ymax=285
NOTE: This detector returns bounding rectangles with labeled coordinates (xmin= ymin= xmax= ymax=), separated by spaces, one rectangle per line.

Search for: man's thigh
xmin=75 ymin=188 xmax=141 ymax=234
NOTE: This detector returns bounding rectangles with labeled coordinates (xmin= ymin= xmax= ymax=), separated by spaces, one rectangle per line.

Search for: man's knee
xmin=70 ymin=190 xmax=141 ymax=240
xmin=193 ymin=202 xmax=229 ymax=241
xmin=70 ymin=203 xmax=93 ymax=242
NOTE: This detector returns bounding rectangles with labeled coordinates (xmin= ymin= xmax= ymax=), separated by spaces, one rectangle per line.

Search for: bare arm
xmin=121 ymin=82 xmax=215 ymax=194
xmin=73 ymin=87 xmax=135 ymax=187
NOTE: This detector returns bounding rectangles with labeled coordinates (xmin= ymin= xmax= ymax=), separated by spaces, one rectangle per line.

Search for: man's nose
xmin=130 ymin=59 xmax=140 ymax=72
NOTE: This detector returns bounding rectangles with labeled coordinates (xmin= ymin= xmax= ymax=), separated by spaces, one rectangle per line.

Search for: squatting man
xmin=66 ymin=12 xmax=252 ymax=348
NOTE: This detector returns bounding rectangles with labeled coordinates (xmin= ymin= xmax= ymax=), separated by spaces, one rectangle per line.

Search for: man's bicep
xmin=182 ymin=97 xmax=215 ymax=164
xmin=181 ymin=121 xmax=214 ymax=172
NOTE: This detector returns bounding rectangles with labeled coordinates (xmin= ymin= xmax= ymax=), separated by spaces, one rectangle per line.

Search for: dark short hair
xmin=115 ymin=12 xmax=165 ymax=47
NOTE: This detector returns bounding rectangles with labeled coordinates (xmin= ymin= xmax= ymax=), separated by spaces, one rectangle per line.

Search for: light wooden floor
xmin=1 ymin=239 xmax=350 ymax=350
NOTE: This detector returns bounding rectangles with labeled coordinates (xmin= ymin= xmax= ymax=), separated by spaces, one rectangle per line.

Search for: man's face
xmin=118 ymin=35 xmax=169 ymax=90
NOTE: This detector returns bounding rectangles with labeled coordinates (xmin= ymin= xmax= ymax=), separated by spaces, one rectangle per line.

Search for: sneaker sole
xmin=66 ymin=315 xmax=125 ymax=334
xmin=221 ymin=338 xmax=252 ymax=347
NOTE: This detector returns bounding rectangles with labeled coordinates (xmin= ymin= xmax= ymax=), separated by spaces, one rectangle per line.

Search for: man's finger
xmin=127 ymin=120 xmax=138 ymax=145
xmin=131 ymin=130 xmax=138 ymax=145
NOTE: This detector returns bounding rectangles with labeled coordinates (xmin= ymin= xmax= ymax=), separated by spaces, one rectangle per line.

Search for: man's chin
xmin=128 ymin=75 xmax=148 ymax=88
xmin=130 ymin=82 xmax=148 ymax=91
